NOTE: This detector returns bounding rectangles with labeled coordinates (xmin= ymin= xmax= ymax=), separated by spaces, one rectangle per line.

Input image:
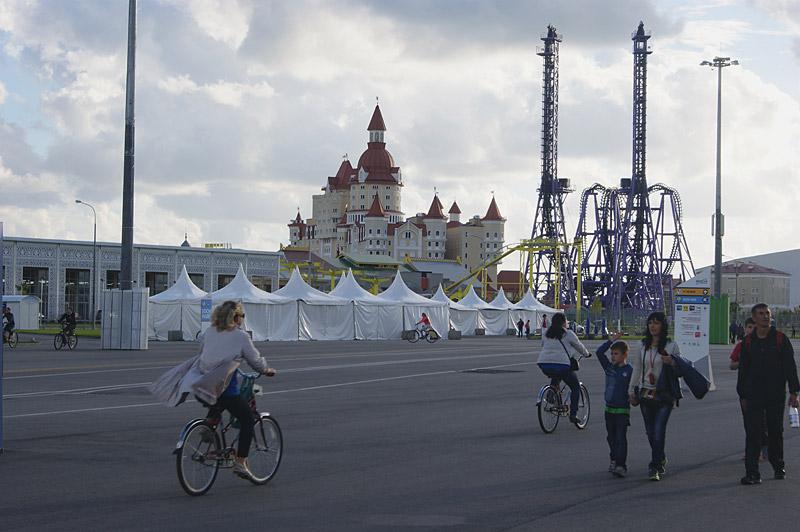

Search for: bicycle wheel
xmin=426 ymin=330 xmax=439 ymax=343
xmin=537 ymin=386 xmax=560 ymax=433
xmin=574 ymin=383 xmax=591 ymax=429
xmin=247 ymin=415 xmax=283 ymax=485
xmin=54 ymin=334 xmax=64 ymax=350
xmin=407 ymin=330 xmax=420 ymax=343
xmin=8 ymin=332 xmax=18 ymax=348
xmin=67 ymin=334 xmax=78 ymax=350
xmin=176 ymin=421 xmax=220 ymax=496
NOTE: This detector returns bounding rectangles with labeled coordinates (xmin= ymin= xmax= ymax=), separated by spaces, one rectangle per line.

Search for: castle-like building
xmin=288 ymin=104 xmax=506 ymax=273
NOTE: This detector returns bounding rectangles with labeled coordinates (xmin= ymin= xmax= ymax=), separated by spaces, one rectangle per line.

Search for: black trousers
xmin=743 ymin=400 xmax=784 ymax=475
xmin=216 ymin=394 xmax=256 ymax=458
xmin=605 ymin=412 xmax=629 ymax=467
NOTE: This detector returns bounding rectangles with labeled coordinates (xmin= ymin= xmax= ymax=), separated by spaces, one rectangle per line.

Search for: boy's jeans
xmin=605 ymin=411 xmax=630 ymax=467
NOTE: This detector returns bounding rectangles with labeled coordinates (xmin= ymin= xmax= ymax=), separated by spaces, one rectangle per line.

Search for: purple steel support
xmin=526 ymin=24 xmax=575 ymax=306
xmin=649 ymin=183 xmax=695 ymax=309
xmin=612 ymin=22 xmax=664 ymax=313
xmin=573 ymin=184 xmax=623 ymax=308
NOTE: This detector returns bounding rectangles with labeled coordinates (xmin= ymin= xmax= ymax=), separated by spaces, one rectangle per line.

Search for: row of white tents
xmin=148 ymin=265 xmax=557 ymax=342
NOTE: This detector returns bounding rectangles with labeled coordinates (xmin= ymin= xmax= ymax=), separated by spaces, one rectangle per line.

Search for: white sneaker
xmin=233 ymin=460 xmax=255 ymax=481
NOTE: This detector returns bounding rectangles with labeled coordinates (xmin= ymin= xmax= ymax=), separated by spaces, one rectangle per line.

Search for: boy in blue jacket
xmin=596 ymin=332 xmax=633 ymax=477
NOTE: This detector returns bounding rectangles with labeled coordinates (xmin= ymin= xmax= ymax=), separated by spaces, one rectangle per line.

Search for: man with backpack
xmin=737 ymin=303 xmax=799 ymax=485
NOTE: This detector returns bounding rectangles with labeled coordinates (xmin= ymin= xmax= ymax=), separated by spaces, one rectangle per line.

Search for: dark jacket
xmin=737 ymin=327 xmax=799 ymax=403
xmin=596 ymin=341 xmax=633 ymax=409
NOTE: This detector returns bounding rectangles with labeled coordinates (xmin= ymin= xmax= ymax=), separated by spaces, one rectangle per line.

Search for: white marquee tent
xmin=209 ymin=264 xmax=296 ymax=341
xmin=377 ymin=271 xmax=448 ymax=338
xmin=274 ymin=268 xmax=354 ymax=340
xmin=431 ymin=285 xmax=481 ymax=335
xmin=510 ymin=288 xmax=542 ymax=332
xmin=330 ymin=270 xmax=403 ymax=340
xmin=148 ymin=265 xmax=207 ymax=341
xmin=458 ymin=285 xmax=509 ymax=335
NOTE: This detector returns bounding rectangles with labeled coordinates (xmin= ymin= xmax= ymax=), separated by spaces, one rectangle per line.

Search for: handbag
xmin=558 ymin=338 xmax=579 ymax=371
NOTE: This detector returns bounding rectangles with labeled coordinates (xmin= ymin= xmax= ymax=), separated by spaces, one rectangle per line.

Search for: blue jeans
xmin=639 ymin=399 xmax=673 ymax=470
xmin=539 ymin=364 xmax=580 ymax=418
xmin=605 ymin=412 xmax=630 ymax=467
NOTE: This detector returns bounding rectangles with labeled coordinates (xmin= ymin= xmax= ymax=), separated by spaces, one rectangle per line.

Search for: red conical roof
xmin=365 ymin=195 xmax=386 ymax=218
xmin=367 ymin=104 xmax=386 ymax=131
xmin=482 ymin=197 xmax=504 ymax=221
xmin=425 ymin=195 xmax=446 ymax=219
xmin=448 ymin=201 xmax=461 ymax=214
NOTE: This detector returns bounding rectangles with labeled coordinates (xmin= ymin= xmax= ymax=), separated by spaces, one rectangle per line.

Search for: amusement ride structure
xmin=573 ymin=22 xmax=694 ymax=314
xmin=524 ymin=25 xmax=576 ymax=307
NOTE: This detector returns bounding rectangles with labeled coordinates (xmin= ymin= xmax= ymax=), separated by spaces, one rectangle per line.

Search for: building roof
xmin=288 ymin=211 xmax=305 ymax=226
xmin=180 ymin=233 xmax=191 ymax=247
xmin=367 ymin=104 xmax=386 ymax=131
xmin=446 ymin=221 xmax=461 ymax=229
xmin=365 ymin=195 xmax=386 ymax=218
xmin=721 ymin=261 xmax=789 ymax=276
xmin=425 ymin=195 xmax=446 ymax=219
xmin=327 ymin=159 xmax=355 ymax=190
xmin=448 ymin=201 xmax=461 ymax=214
xmin=482 ymin=197 xmax=505 ymax=221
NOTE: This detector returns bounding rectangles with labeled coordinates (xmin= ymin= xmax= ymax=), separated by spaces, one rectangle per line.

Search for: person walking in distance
xmin=737 ymin=303 xmax=799 ymax=485
xmin=524 ymin=319 xmax=531 ymax=339
xmin=516 ymin=318 xmax=524 ymax=338
xmin=730 ymin=318 xmax=768 ymax=462
xmin=541 ymin=314 xmax=548 ymax=333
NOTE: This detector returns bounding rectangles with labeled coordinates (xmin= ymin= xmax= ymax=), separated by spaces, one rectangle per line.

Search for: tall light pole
xmin=700 ymin=57 xmax=738 ymax=298
xmin=76 ymin=200 xmax=97 ymax=328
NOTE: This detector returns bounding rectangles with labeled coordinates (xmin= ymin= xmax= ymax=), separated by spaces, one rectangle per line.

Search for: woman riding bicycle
xmin=537 ymin=312 xmax=591 ymax=426
xmin=151 ymin=300 xmax=275 ymax=481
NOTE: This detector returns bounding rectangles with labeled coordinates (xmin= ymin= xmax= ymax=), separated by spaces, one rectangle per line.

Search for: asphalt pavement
xmin=1 ymin=334 xmax=799 ymax=531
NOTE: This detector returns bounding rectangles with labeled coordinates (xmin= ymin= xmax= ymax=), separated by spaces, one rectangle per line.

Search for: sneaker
xmin=740 ymin=474 xmax=762 ymax=485
xmin=612 ymin=465 xmax=628 ymax=478
xmin=657 ymin=458 xmax=667 ymax=475
xmin=233 ymin=460 xmax=255 ymax=481
xmin=774 ymin=469 xmax=786 ymax=480
xmin=608 ymin=461 xmax=616 ymax=473
xmin=569 ymin=415 xmax=580 ymax=426
xmin=648 ymin=468 xmax=661 ymax=481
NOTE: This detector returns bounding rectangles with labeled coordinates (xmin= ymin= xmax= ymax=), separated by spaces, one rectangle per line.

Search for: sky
xmin=0 ymin=0 xmax=798 ymax=272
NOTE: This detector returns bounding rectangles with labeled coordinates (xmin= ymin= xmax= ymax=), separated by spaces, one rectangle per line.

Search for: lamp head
xmin=75 ymin=199 xmax=82 ymax=204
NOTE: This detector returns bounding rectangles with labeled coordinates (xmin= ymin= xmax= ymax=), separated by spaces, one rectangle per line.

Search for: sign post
xmin=674 ymin=269 xmax=715 ymax=390
xmin=200 ymin=298 xmax=212 ymax=336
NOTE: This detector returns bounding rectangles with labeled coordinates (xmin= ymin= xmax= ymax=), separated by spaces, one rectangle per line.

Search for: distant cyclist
xmin=2 ymin=306 xmax=15 ymax=342
xmin=58 ymin=308 xmax=77 ymax=337
xmin=415 ymin=312 xmax=431 ymax=333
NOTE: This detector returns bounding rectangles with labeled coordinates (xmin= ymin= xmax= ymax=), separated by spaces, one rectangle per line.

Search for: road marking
xmin=3 ymin=361 xmax=535 ymax=418
xmin=4 ymin=345 xmax=524 ymax=378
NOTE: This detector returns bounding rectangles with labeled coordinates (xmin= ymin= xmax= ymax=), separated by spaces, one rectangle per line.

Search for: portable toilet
xmin=2 ymin=295 xmax=41 ymax=329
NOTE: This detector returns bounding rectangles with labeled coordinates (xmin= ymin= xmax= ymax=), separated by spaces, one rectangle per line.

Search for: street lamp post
xmin=700 ymin=57 xmax=738 ymax=298
xmin=75 ymin=200 xmax=97 ymax=328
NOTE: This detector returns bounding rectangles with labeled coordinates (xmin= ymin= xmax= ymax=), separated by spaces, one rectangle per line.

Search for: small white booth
xmin=209 ymin=264 xmax=295 ymax=341
xmin=2 ymin=295 xmax=41 ymax=329
xmin=377 ymin=271 xmax=448 ymax=338
xmin=148 ymin=266 xmax=207 ymax=341
xmin=330 ymin=270 xmax=403 ymax=340
xmin=459 ymin=285 xmax=510 ymax=336
xmin=510 ymin=288 xmax=543 ymax=333
xmin=274 ymin=268 xmax=354 ymax=341
xmin=431 ymin=285 xmax=481 ymax=335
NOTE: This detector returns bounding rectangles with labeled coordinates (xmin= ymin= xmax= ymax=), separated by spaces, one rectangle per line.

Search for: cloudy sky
xmin=0 ymin=0 xmax=798 ymax=271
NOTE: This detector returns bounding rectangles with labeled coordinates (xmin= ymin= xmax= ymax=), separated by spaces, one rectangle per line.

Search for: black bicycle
xmin=174 ymin=372 xmax=283 ymax=496
xmin=536 ymin=354 xmax=591 ymax=433
xmin=407 ymin=328 xmax=439 ymax=343
xmin=54 ymin=326 xmax=78 ymax=350
xmin=3 ymin=328 xmax=18 ymax=349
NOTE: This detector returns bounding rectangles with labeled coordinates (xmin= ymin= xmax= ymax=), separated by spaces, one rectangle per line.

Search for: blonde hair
xmin=211 ymin=300 xmax=244 ymax=331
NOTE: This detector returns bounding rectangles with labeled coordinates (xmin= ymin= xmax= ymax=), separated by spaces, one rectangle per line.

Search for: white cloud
xmin=0 ymin=0 xmax=797 ymax=271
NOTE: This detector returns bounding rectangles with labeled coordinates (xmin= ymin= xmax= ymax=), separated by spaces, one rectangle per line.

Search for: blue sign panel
xmin=200 ymin=299 xmax=213 ymax=322
xmin=675 ymin=295 xmax=710 ymax=305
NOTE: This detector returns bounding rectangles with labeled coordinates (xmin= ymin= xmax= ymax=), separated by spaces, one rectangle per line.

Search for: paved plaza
xmin=1 ymin=335 xmax=798 ymax=531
